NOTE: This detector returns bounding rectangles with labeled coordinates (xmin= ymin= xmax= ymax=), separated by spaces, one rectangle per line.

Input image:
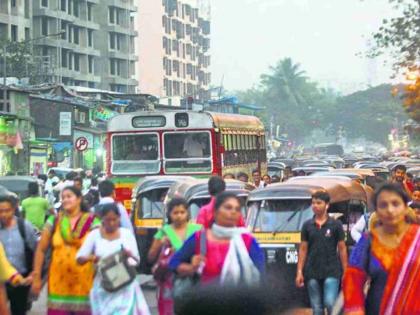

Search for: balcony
xmin=108 ymin=50 xmax=138 ymax=61
xmin=61 ymin=69 xmax=101 ymax=82
xmin=107 ymin=0 xmax=137 ymax=12
xmin=107 ymin=24 xmax=137 ymax=37
xmin=33 ymin=8 xmax=100 ymax=30
xmin=107 ymin=76 xmax=137 ymax=86
xmin=35 ymin=38 xmax=101 ymax=57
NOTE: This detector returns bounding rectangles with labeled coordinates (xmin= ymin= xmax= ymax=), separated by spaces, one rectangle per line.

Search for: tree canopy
xmin=237 ymin=57 xmax=408 ymax=145
xmin=367 ymin=0 xmax=420 ymax=122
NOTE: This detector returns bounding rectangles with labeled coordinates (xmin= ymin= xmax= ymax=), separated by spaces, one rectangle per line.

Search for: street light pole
xmin=1 ymin=31 xmax=65 ymax=111
xmin=2 ymin=45 xmax=7 ymax=110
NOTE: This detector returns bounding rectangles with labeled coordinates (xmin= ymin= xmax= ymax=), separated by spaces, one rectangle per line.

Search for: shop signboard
xmin=94 ymin=106 xmax=118 ymax=121
xmin=59 ymin=112 xmax=72 ymax=136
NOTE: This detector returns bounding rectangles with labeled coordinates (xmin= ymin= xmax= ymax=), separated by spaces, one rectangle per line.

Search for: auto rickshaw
xmin=267 ymin=162 xmax=285 ymax=181
xmin=291 ymin=166 xmax=333 ymax=176
xmin=131 ymin=176 xmax=193 ymax=273
xmin=246 ymin=177 xmax=371 ymax=305
xmin=165 ymin=178 xmax=253 ymax=221
xmin=0 ymin=176 xmax=44 ymax=200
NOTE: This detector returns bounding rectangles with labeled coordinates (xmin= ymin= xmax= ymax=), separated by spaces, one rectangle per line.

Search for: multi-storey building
xmin=0 ymin=0 xmax=32 ymax=42
xmin=32 ymin=0 xmax=138 ymax=92
xmin=137 ymin=0 xmax=211 ymax=104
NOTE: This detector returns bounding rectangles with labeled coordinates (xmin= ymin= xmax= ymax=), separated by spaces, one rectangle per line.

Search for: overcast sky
xmin=210 ymin=0 xmax=396 ymax=94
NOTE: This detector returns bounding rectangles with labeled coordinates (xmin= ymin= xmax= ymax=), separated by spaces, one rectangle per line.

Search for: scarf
xmin=211 ymin=224 xmax=260 ymax=286
xmin=59 ymin=212 xmax=95 ymax=245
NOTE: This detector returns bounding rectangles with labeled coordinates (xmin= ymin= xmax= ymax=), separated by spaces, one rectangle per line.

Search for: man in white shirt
xmin=97 ymin=180 xmax=134 ymax=233
xmin=45 ymin=170 xmax=60 ymax=193
xmin=53 ymin=171 xmax=77 ymax=193
xmin=183 ymin=134 xmax=205 ymax=158
xmin=252 ymin=169 xmax=265 ymax=189
xmin=350 ymin=213 xmax=370 ymax=243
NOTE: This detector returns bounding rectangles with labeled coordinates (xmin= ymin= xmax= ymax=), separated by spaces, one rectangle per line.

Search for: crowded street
xmin=1 ymin=0 xmax=420 ymax=315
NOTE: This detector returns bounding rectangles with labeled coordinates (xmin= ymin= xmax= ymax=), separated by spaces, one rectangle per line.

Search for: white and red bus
xmin=106 ymin=111 xmax=267 ymax=210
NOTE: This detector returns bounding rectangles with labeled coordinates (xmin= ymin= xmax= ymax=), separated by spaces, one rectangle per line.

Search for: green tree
xmin=0 ymin=39 xmax=34 ymax=80
xmin=367 ymin=0 xmax=420 ymax=122
xmin=237 ymin=58 xmax=340 ymax=142
xmin=333 ymin=84 xmax=408 ymax=144
xmin=368 ymin=0 xmax=419 ymax=72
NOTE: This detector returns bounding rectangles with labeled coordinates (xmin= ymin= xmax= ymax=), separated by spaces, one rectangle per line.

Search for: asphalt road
xmin=29 ymin=275 xmax=311 ymax=315
xmin=29 ymin=275 xmax=158 ymax=315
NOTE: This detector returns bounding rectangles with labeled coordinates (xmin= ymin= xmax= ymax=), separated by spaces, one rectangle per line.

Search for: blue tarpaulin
xmin=53 ymin=142 xmax=72 ymax=152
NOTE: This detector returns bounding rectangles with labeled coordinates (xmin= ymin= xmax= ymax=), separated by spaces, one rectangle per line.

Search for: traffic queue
xmin=0 ymin=153 xmax=419 ymax=315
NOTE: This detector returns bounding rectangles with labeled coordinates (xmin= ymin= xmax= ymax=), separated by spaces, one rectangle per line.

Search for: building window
xmin=88 ymin=56 xmax=94 ymax=74
xmin=88 ymin=29 xmax=93 ymax=47
xmin=74 ymin=54 xmax=80 ymax=71
xmin=110 ymin=59 xmax=120 ymax=76
xmin=25 ymin=27 xmax=30 ymax=40
xmin=109 ymin=33 xmax=120 ymax=50
xmin=60 ymin=0 xmax=66 ymax=11
xmin=68 ymin=52 xmax=73 ymax=70
xmin=73 ymin=27 xmax=79 ymax=44
xmin=61 ymin=21 xmax=67 ymax=39
xmin=41 ymin=0 xmax=48 ymax=8
xmin=11 ymin=25 xmax=17 ymax=42
xmin=61 ymin=49 xmax=68 ymax=67
xmin=73 ymin=0 xmax=79 ymax=17
xmin=41 ymin=17 xmax=48 ymax=36
xmin=109 ymin=33 xmax=115 ymax=50
xmin=109 ymin=7 xmax=119 ymax=25
xmin=67 ymin=25 xmax=73 ymax=42
xmin=87 ymin=3 xmax=92 ymax=21
xmin=68 ymin=0 xmax=73 ymax=15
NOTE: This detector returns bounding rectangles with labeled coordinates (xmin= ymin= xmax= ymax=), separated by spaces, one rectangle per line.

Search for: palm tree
xmin=260 ymin=57 xmax=308 ymax=107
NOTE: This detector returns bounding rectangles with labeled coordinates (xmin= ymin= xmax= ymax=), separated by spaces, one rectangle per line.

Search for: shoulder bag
xmin=173 ymin=229 xmax=207 ymax=302
xmin=98 ymin=246 xmax=138 ymax=292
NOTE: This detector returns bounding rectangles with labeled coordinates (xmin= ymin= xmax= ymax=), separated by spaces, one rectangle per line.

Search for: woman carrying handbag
xmin=148 ymin=198 xmax=202 ymax=315
xmin=77 ymin=203 xmax=150 ymax=315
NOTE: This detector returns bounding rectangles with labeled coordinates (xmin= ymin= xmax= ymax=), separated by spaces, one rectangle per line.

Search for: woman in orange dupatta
xmin=343 ymin=183 xmax=420 ymax=315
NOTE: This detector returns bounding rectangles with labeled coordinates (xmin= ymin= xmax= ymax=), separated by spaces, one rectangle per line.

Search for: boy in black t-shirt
xmin=295 ymin=191 xmax=348 ymax=315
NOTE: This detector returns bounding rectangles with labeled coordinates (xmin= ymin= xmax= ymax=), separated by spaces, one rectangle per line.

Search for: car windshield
xmin=190 ymin=196 xmax=248 ymax=222
xmin=268 ymin=166 xmax=283 ymax=177
xmin=164 ymin=132 xmax=212 ymax=173
xmin=112 ymin=134 xmax=160 ymax=174
xmin=137 ymin=188 xmax=168 ymax=219
xmin=248 ymin=199 xmax=312 ymax=232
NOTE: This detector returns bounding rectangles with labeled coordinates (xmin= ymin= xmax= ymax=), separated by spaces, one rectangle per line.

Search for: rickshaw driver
xmin=183 ymin=134 xmax=205 ymax=158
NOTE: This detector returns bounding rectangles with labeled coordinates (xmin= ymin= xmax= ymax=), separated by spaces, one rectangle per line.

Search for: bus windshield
xmin=249 ymin=200 xmax=312 ymax=232
xmin=163 ymin=131 xmax=212 ymax=173
xmin=112 ymin=134 xmax=160 ymax=174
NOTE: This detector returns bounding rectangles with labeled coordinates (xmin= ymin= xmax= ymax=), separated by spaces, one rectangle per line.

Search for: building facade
xmin=0 ymin=0 xmax=32 ymax=42
xmin=31 ymin=0 xmax=138 ymax=92
xmin=136 ymin=0 xmax=211 ymax=104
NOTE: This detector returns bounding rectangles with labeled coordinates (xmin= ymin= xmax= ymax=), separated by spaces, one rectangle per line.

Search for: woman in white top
xmin=76 ymin=203 xmax=150 ymax=315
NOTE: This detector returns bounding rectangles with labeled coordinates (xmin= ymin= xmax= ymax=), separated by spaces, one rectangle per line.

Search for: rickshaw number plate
xmin=285 ymin=249 xmax=298 ymax=264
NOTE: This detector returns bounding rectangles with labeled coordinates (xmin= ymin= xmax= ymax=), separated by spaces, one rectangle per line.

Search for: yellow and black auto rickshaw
xmin=131 ymin=176 xmax=193 ymax=273
xmin=246 ymin=177 xmax=372 ymax=304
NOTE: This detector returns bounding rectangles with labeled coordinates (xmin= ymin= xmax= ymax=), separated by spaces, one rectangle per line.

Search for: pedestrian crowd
xmin=0 ymin=164 xmax=419 ymax=315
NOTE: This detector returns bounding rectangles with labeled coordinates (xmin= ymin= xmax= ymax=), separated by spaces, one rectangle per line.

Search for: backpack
xmin=17 ymin=218 xmax=34 ymax=273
